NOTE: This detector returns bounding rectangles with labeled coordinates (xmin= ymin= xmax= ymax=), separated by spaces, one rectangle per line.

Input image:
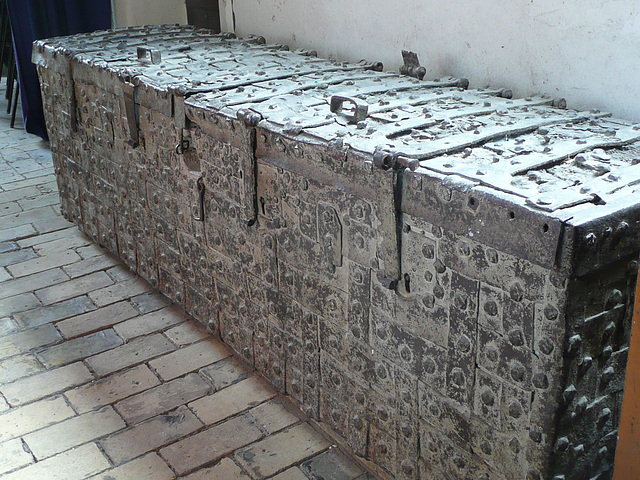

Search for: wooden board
xmin=614 ymin=269 xmax=640 ymax=479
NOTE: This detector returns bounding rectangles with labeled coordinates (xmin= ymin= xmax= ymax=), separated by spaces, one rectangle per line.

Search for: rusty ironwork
xmin=399 ymin=50 xmax=426 ymax=80
xmin=34 ymin=24 xmax=640 ymax=480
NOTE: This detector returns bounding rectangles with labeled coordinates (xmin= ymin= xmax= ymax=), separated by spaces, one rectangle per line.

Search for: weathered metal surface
xmin=34 ymin=24 xmax=640 ymax=480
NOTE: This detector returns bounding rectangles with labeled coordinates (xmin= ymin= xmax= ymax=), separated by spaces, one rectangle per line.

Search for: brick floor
xmin=0 ymin=90 xmax=372 ymax=479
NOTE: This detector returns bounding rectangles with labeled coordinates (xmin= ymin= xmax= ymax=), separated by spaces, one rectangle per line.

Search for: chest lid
xmin=34 ymin=24 xmax=640 ymax=274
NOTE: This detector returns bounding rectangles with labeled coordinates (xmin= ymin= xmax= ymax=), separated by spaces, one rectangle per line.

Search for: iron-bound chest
xmin=34 ymin=25 xmax=640 ymax=480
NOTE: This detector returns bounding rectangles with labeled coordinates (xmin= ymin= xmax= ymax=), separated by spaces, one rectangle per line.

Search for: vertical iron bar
xmin=5 ymin=43 xmax=14 ymax=105
xmin=10 ymin=81 xmax=18 ymax=127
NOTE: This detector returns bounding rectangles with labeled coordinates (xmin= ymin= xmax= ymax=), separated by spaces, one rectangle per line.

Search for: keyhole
xmin=404 ymin=273 xmax=411 ymax=294
xmin=260 ymin=197 xmax=266 ymax=215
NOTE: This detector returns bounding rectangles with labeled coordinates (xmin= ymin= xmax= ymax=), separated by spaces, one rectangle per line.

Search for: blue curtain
xmin=6 ymin=0 xmax=112 ymax=140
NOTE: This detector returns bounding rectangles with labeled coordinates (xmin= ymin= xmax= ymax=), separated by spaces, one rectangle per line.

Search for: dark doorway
xmin=186 ymin=0 xmax=220 ymax=32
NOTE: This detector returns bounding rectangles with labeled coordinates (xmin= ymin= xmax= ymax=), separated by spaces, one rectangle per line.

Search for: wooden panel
xmin=613 ymin=269 xmax=640 ymax=479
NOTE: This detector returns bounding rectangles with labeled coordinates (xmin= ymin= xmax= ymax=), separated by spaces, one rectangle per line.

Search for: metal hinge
xmin=122 ymin=80 xmax=139 ymax=146
xmin=172 ymin=91 xmax=191 ymax=156
xmin=399 ymin=50 xmax=426 ymax=80
xmin=358 ymin=59 xmax=384 ymax=72
xmin=237 ymin=108 xmax=263 ymax=227
xmin=373 ymin=148 xmax=419 ymax=291
xmin=373 ymin=149 xmax=419 ymax=171
xmin=68 ymin=62 xmax=78 ymax=133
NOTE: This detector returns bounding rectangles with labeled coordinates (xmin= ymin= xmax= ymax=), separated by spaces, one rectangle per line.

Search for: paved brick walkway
xmin=0 ymin=92 xmax=371 ymax=479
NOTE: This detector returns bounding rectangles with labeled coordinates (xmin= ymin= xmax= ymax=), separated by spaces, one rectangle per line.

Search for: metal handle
xmin=330 ymin=95 xmax=369 ymax=124
xmin=137 ymin=46 xmax=162 ymax=65
xmin=192 ymin=176 xmax=206 ymax=222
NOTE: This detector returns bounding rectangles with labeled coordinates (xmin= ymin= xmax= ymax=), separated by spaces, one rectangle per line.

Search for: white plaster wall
xmin=112 ymin=0 xmax=187 ymax=28
xmin=220 ymin=0 xmax=640 ymax=122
